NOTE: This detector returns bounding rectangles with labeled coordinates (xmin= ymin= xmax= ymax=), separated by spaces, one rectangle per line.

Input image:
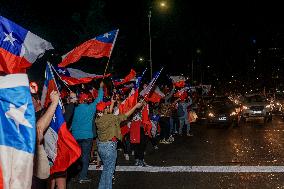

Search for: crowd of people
xmin=29 ymin=76 xmax=197 ymax=189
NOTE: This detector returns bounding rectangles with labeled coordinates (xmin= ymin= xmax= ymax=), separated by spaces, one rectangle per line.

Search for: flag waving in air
xmin=140 ymin=67 xmax=163 ymax=98
xmin=170 ymin=76 xmax=186 ymax=88
xmin=41 ymin=63 xmax=81 ymax=174
xmin=58 ymin=29 xmax=119 ymax=67
xmin=146 ymin=86 xmax=165 ymax=103
xmin=53 ymin=66 xmax=111 ymax=85
xmin=114 ymin=69 xmax=136 ymax=87
xmin=0 ymin=16 xmax=53 ymax=74
xmin=0 ymin=74 xmax=36 ymax=189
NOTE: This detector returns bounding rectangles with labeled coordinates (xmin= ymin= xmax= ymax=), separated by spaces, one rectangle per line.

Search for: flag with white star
xmin=0 ymin=16 xmax=53 ymax=74
xmin=0 ymin=73 xmax=36 ymax=189
xmin=58 ymin=29 xmax=119 ymax=67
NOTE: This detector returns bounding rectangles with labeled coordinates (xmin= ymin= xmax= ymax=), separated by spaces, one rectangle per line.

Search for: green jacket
xmin=95 ymin=114 xmax=127 ymax=142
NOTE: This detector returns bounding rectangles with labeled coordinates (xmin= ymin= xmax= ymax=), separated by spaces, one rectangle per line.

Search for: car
xmin=240 ymin=94 xmax=272 ymax=123
xmin=205 ymin=96 xmax=239 ymax=127
xmin=271 ymin=92 xmax=284 ymax=114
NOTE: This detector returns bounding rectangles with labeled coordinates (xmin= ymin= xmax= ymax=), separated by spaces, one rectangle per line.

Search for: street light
xmin=148 ymin=1 xmax=168 ymax=79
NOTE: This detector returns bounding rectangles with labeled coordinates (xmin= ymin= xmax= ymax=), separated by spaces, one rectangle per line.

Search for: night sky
xmin=1 ymin=0 xmax=284 ymax=89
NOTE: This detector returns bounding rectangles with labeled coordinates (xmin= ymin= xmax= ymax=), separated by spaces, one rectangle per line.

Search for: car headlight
xmin=242 ymin=106 xmax=248 ymax=110
xmin=208 ymin=112 xmax=215 ymax=117
xmin=230 ymin=112 xmax=237 ymax=116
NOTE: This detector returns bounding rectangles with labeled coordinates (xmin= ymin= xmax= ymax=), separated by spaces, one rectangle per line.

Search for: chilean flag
xmin=44 ymin=104 xmax=81 ymax=174
xmin=118 ymin=88 xmax=138 ymax=114
xmin=41 ymin=63 xmax=81 ymax=174
xmin=174 ymin=87 xmax=189 ymax=100
xmin=58 ymin=29 xmax=119 ymax=67
xmin=113 ymin=69 xmax=136 ymax=87
xmin=41 ymin=63 xmax=57 ymax=108
xmin=170 ymin=76 xmax=186 ymax=88
xmin=0 ymin=16 xmax=53 ymax=74
xmin=140 ymin=68 xmax=163 ymax=98
xmin=146 ymin=86 xmax=165 ymax=103
xmin=0 ymin=74 xmax=36 ymax=189
xmin=53 ymin=66 xmax=111 ymax=85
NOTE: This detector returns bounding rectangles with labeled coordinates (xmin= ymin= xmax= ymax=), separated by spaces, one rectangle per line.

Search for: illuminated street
xmin=68 ymin=115 xmax=284 ymax=189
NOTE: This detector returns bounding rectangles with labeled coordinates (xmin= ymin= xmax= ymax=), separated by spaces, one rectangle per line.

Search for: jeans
xmin=97 ymin=141 xmax=117 ymax=189
xmin=170 ymin=117 xmax=179 ymax=134
xmin=179 ymin=117 xmax=190 ymax=134
xmin=77 ymin=138 xmax=93 ymax=180
xmin=159 ymin=117 xmax=170 ymax=140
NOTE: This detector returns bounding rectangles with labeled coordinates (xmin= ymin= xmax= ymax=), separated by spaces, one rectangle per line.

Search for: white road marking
xmin=89 ymin=165 xmax=284 ymax=173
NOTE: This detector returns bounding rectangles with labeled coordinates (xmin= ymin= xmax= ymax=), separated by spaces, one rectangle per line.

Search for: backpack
xmin=177 ymin=103 xmax=185 ymax=117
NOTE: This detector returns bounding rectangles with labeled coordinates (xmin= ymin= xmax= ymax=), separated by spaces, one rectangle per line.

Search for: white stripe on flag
xmin=44 ymin=127 xmax=59 ymax=162
xmin=21 ymin=31 xmax=54 ymax=63
xmin=89 ymin=165 xmax=284 ymax=173
xmin=0 ymin=146 xmax=34 ymax=189
xmin=0 ymin=74 xmax=29 ymax=88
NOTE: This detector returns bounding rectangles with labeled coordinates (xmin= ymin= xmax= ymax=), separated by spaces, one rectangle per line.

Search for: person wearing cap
xmin=71 ymin=81 xmax=104 ymax=183
xmin=95 ymin=97 xmax=143 ymax=189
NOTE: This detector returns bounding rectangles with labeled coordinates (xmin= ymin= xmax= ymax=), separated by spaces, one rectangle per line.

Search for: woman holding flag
xmin=95 ymin=96 xmax=143 ymax=189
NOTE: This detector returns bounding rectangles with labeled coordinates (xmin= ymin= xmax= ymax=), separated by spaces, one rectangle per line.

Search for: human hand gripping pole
xmin=124 ymin=101 xmax=144 ymax=118
xmin=36 ymin=90 xmax=60 ymax=144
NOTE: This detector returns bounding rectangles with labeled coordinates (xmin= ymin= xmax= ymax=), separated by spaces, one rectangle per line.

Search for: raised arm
xmin=36 ymin=91 xmax=59 ymax=144
xmin=94 ymin=81 xmax=104 ymax=103
xmin=165 ymin=86 xmax=175 ymax=103
xmin=124 ymin=102 xmax=143 ymax=117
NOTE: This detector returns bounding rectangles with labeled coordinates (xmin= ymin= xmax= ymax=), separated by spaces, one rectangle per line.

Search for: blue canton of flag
xmin=0 ymin=16 xmax=28 ymax=56
xmin=95 ymin=29 xmax=119 ymax=43
xmin=0 ymin=74 xmax=36 ymax=153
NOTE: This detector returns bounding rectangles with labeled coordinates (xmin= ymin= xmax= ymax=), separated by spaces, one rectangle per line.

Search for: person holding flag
xmin=32 ymin=90 xmax=60 ymax=188
xmin=71 ymin=81 xmax=104 ymax=183
xmin=95 ymin=96 xmax=144 ymax=189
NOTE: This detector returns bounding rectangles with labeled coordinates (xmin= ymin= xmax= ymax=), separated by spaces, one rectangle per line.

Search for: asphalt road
xmin=68 ymin=115 xmax=284 ymax=189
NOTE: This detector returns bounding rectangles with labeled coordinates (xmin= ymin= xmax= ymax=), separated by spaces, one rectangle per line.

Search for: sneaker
xmin=160 ymin=139 xmax=170 ymax=144
xmin=124 ymin=154 xmax=130 ymax=161
xmin=135 ymin=159 xmax=140 ymax=166
xmin=165 ymin=139 xmax=173 ymax=144
xmin=139 ymin=160 xmax=148 ymax=167
xmin=131 ymin=151 xmax=135 ymax=156
xmin=153 ymin=145 xmax=159 ymax=150
xmin=187 ymin=133 xmax=193 ymax=137
xmin=78 ymin=178 xmax=92 ymax=184
xmin=169 ymin=135 xmax=175 ymax=142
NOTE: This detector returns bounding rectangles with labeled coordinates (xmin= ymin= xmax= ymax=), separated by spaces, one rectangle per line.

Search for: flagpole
xmin=103 ymin=29 xmax=120 ymax=77
xmin=50 ymin=64 xmax=72 ymax=92
xmin=141 ymin=67 xmax=163 ymax=98
xmin=47 ymin=62 xmax=63 ymax=108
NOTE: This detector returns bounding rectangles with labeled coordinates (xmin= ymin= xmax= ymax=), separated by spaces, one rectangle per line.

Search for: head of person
xmin=96 ymin=101 xmax=111 ymax=117
xmin=78 ymin=93 xmax=89 ymax=104
xmin=68 ymin=92 xmax=78 ymax=104
xmin=29 ymin=82 xmax=38 ymax=94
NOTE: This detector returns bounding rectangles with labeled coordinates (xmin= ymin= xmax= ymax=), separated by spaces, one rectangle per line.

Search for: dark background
xmin=1 ymin=0 xmax=284 ymax=92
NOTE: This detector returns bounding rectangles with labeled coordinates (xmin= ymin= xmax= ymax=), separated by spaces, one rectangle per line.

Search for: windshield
xmin=275 ymin=93 xmax=284 ymax=100
xmin=245 ymin=95 xmax=265 ymax=103
xmin=211 ymin=101 xmax=234 ymax=109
